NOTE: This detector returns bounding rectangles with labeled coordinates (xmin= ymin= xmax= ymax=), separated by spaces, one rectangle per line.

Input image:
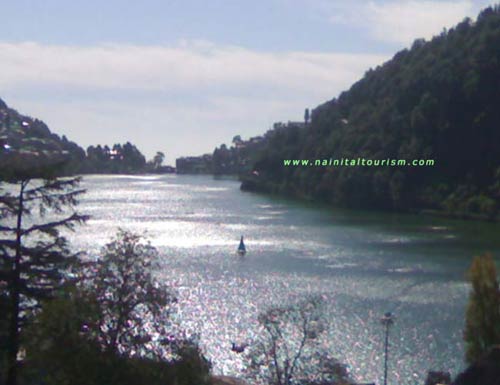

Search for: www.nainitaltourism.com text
xmin=283 ymin=158 xmax=435 ymax=167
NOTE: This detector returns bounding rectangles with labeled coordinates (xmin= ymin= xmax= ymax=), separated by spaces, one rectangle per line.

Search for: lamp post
xmin=380 ymin=312 xmax=395 ymax=385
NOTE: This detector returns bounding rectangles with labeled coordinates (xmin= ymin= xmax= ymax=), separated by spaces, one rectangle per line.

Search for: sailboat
xmin=237 ymin=235 xmax=246 ymax=256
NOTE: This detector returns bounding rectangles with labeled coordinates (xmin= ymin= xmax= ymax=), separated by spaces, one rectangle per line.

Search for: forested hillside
xmin=243 ymin=6 xmax=500 ymax=220
xmin=0 ymin=99 xmax=148 ymax=175
xmin=0 ymin=98 xmax=86 ymax=176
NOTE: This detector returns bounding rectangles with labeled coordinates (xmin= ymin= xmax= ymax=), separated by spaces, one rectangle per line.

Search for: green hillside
xmin=242 ymin=6 xmax=500 ymax=221
xmin=0 ymin=99 xmax=148 ymax=177
xmin=0 ymin=98 xmax=86 ymax=178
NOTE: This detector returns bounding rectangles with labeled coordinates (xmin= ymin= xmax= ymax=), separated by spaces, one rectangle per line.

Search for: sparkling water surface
xmin=67 ymin=174 xmax=500 ymax=385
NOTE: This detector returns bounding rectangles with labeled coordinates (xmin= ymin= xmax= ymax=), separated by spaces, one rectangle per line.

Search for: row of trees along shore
xmin=1 ymin=156 xmax=500 ymax=385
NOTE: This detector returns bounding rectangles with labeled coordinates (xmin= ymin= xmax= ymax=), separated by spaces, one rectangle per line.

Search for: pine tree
xmin=0 ymin=162 xmax=87 ymax=385
xmin=464 ymin=253 xmax=500 ymax=364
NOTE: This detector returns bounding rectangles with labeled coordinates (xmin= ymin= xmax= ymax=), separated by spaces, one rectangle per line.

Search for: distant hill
xmin=0 ymin=98 xmax=86 ymax=177
xmin=0 ymin=98 xmax=149 ymax=177
xmin=241 ymin=6 xmax=500 ymax=221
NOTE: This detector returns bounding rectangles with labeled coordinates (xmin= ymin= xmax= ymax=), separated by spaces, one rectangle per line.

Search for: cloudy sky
xmin=0 ymin=0 xmax=494 ymax=164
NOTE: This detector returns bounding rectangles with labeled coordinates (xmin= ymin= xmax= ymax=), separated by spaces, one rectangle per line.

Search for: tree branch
xmin=21 ymin=213 xmax=89 ymax=237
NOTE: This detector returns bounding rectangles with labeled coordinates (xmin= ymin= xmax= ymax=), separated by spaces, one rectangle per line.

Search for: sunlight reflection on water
xmin=64 ymin=174 xmax=500 ymax=385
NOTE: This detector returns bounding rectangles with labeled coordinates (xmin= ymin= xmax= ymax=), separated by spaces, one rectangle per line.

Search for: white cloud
xmin=327 ymin=0 xmax=492 ymax=46
xmin=367 ymin=1 xmax=474 ymax=45
xmin=0 ymin=41 xmax=385 ymax=93
xmin=0 ymin=41 xmax=388 ymax=163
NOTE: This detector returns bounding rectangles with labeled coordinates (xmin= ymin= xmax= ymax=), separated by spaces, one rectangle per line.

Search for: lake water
xmin=67 ymin=174 xmax=500 ymax=385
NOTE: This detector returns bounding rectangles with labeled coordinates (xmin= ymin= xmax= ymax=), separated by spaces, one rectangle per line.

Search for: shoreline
xmin=78 ymin=171 xmax=499 ymax=224
xmin=239 ymin=177 xmax=500 ymax=224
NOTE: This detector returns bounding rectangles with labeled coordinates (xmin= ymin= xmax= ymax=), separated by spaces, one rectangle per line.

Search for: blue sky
xmin=0 ymin=0 xmax=494 ymax=164
xmin=0 ymin=0 xmax=396 ymax=53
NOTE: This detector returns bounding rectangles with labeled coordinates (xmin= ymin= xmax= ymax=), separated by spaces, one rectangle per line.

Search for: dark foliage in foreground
xmin=245 ymin=296 xmax=351 ymax=385
xmin=19 ymin=230 xmax=212 ymax=385
xmin=21 ymin=290 xmax=210 ymax=385
xmin=453 ymin=346 xmax=500 ymax=385
xmin=0 ymin=172 xmax=87 ymax=385
xmin=463 ymin=253 xmax=500 ymax=364
xmin=78 ymin=230 xmax=178 ymax=359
